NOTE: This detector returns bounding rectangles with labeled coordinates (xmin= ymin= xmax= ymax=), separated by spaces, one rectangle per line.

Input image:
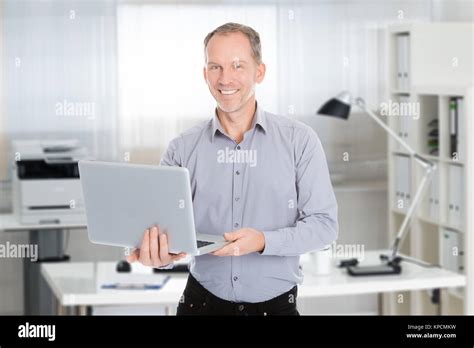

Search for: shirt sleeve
xmin=260 ymin=127 xmax=338 ymax=256
xmin=159 ymin=136 xmax=183 ymax=167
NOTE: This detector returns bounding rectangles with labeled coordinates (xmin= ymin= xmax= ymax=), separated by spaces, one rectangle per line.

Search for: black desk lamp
xmin=317 ymin=91 xmax=436 ymax=276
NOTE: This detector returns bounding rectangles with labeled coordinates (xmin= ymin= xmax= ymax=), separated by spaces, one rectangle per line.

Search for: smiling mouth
xmin=219 ymin=89 xmax=239 ymax=95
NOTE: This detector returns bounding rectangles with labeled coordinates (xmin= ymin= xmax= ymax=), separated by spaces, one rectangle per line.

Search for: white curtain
xmin=4 ymin=0 xmax=119 ymax=165
xmin=117 ymin=0 xmax=432 ymax=173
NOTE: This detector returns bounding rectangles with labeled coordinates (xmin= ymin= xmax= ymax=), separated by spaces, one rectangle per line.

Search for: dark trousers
xmin=176 ymin=274 xmax=299 ymax=316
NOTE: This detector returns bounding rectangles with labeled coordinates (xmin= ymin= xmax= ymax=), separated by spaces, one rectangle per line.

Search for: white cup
xmin=309 ymin=246 xmax=332 ymax=276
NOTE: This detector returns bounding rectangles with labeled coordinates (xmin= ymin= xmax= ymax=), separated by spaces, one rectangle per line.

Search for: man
xmin=127 ymin=22 xmax=338 ymax=315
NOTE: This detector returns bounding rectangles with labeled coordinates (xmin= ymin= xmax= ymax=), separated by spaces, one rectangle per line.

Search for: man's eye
xmin=210 ymin=66 xmax=219 ymax=70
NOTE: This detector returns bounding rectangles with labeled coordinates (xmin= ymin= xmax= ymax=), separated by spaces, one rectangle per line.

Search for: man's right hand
xmin=126 ymin=225 xmax=187 ymax=268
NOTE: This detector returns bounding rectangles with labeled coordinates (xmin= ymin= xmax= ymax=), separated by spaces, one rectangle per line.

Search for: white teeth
xmin=220 ymin=89 xmax=238 ymax=95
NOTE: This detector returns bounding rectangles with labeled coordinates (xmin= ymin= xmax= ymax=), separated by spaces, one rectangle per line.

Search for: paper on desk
xmin=100 ymin=276 xmax=170 ymax=290
xmin=96 ymin=264 xmax=170 ymax=291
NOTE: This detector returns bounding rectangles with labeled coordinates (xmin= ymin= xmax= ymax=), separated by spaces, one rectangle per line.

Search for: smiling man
xmin=127 ymin=22 xmax=338 ymax=315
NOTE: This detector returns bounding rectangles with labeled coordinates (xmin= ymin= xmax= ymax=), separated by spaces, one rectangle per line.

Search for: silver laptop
xmin=78 ymin=160 xmax=228 ymax=255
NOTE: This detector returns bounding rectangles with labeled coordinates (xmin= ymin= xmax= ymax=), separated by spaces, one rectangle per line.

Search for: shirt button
xmin=235 ymin=197 xmax=240 ymax=201
xmin=236 ymin=170 xmax=240 ymax=175
xmin=233 ymin=276 xmax=238 ymax=281
xmin=234 ymin=223 xmax=239 ymax=228
xmin=238 ymin=305 xmax=245 ymax=311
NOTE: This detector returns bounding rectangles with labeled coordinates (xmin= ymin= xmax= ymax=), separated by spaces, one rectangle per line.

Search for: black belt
xmin=179 ymin=273 xmax=298 ymax=315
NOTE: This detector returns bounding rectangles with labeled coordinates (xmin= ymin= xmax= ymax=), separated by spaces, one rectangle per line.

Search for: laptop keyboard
xmin=197 ymin=240 xmax=215 ymax=248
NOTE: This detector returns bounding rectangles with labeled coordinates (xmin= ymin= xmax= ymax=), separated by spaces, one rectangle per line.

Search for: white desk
xmin=0 ymin=212 xmax=86 ymax=232
xmin=42 ymin=262 xmax=189 ymax=314
xmin=1 ymin=212 xmax=87 ymax=315
xmin=41 ymin=250 xmax=465 ymax=315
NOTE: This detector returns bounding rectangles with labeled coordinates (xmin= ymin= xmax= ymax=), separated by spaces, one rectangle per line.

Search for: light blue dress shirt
xmin=160 ymin=103 xmax=338 ymax=303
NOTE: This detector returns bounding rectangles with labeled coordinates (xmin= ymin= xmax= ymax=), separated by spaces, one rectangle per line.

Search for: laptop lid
xmin=78 ymin=160 xmax=198 ymax=255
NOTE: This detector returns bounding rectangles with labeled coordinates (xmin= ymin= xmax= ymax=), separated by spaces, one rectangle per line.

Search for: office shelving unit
xmin=384 ymin=23 xmax=473 ymax=315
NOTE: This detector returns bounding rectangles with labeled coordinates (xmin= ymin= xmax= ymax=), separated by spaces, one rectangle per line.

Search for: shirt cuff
xmin=260 ymin=230 xmax=283 ymax=256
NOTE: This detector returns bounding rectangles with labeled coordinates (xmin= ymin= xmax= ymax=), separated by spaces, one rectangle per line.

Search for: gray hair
xmin=204 ymin=22 xmax=262 ymax=65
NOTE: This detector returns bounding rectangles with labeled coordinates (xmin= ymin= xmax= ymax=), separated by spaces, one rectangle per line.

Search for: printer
xmin=12 ymin=140 xmax=88 ymax=225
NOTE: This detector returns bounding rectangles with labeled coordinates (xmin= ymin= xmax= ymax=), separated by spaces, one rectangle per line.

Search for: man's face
xmin=204 ymin=32 xmax=265 ymax=113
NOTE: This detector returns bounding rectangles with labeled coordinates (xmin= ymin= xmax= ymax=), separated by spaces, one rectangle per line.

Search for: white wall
xmin=432 ymin=0 xmax=474 ymax=22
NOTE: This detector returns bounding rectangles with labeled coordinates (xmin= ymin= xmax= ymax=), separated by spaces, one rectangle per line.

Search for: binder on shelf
xmin=403 ymin=155 xmax=411 ymax=209
xmin=457 ymin=97 xmax=464 ymax=161
xmin=400 ymin=116 xmax=407 ymax=152
xmin=394 ymin=154 xmax=411 ymax=212
xmin=404 ymin=35 xmax=410 ymax=91
xmin=429 ymin=168 xmax=439 ymax=220
xmin=398 ymin=96 xmax=410 ymax=151
xmin=397 ymin=35 xmax=404 ymax=90
xmin=396 ymin=34 xmax=410 ymax=91
xmin=448 ymin=165 xmax=463 ymax=227
xmin=440 ymin=228 xmax=464 ymax=274
xmin=400 ymin=35 xmax=407 ymax=91
xmin=394 ymin=155 xmax=401 ymax=209
xmin=449 ymin=98 xmax=458 ymax=159
xmin=427 ymin=118 xmax=439 ymax=156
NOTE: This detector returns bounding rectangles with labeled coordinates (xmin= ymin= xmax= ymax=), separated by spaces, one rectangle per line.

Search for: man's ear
xmin=203 ymin=66 xmax=207 ymax=83
xmin=256 ymin=62 xmax=266 ymax=84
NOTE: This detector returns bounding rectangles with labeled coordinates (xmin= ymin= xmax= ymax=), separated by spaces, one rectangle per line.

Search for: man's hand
xmin=127 ymin=225 xmax=187 ymax=267
xmin=212 ymin=228 xmax=265 ymax=257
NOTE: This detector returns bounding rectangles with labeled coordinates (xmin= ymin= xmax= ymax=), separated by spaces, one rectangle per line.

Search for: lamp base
xmin=347 ymin=262 xmax=402 ymax=276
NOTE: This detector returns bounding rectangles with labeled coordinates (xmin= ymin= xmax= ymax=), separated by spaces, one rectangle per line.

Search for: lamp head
xmin=317 ymin=91 xmax=352 ymax=120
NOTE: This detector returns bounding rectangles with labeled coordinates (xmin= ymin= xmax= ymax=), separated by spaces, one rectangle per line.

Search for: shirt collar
xmin=211 ymin=102 xmax=267 ymax=142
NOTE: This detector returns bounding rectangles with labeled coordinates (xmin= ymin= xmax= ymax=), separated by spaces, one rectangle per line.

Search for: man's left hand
xmin=212 ymin=228 xmax=265 ymax=256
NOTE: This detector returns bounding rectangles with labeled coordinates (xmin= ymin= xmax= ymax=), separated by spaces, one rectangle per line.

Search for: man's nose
xmin=218 ymin=67 xmax=236 ymax=85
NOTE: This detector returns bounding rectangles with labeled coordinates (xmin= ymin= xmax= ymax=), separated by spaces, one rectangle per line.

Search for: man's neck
xmin=216 ymin=98 xmax=257 ymax=144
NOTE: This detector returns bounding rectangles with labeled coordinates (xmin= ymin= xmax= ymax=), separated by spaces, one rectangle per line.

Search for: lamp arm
xmin=354 ymin=97 xmax=437 ymax=261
